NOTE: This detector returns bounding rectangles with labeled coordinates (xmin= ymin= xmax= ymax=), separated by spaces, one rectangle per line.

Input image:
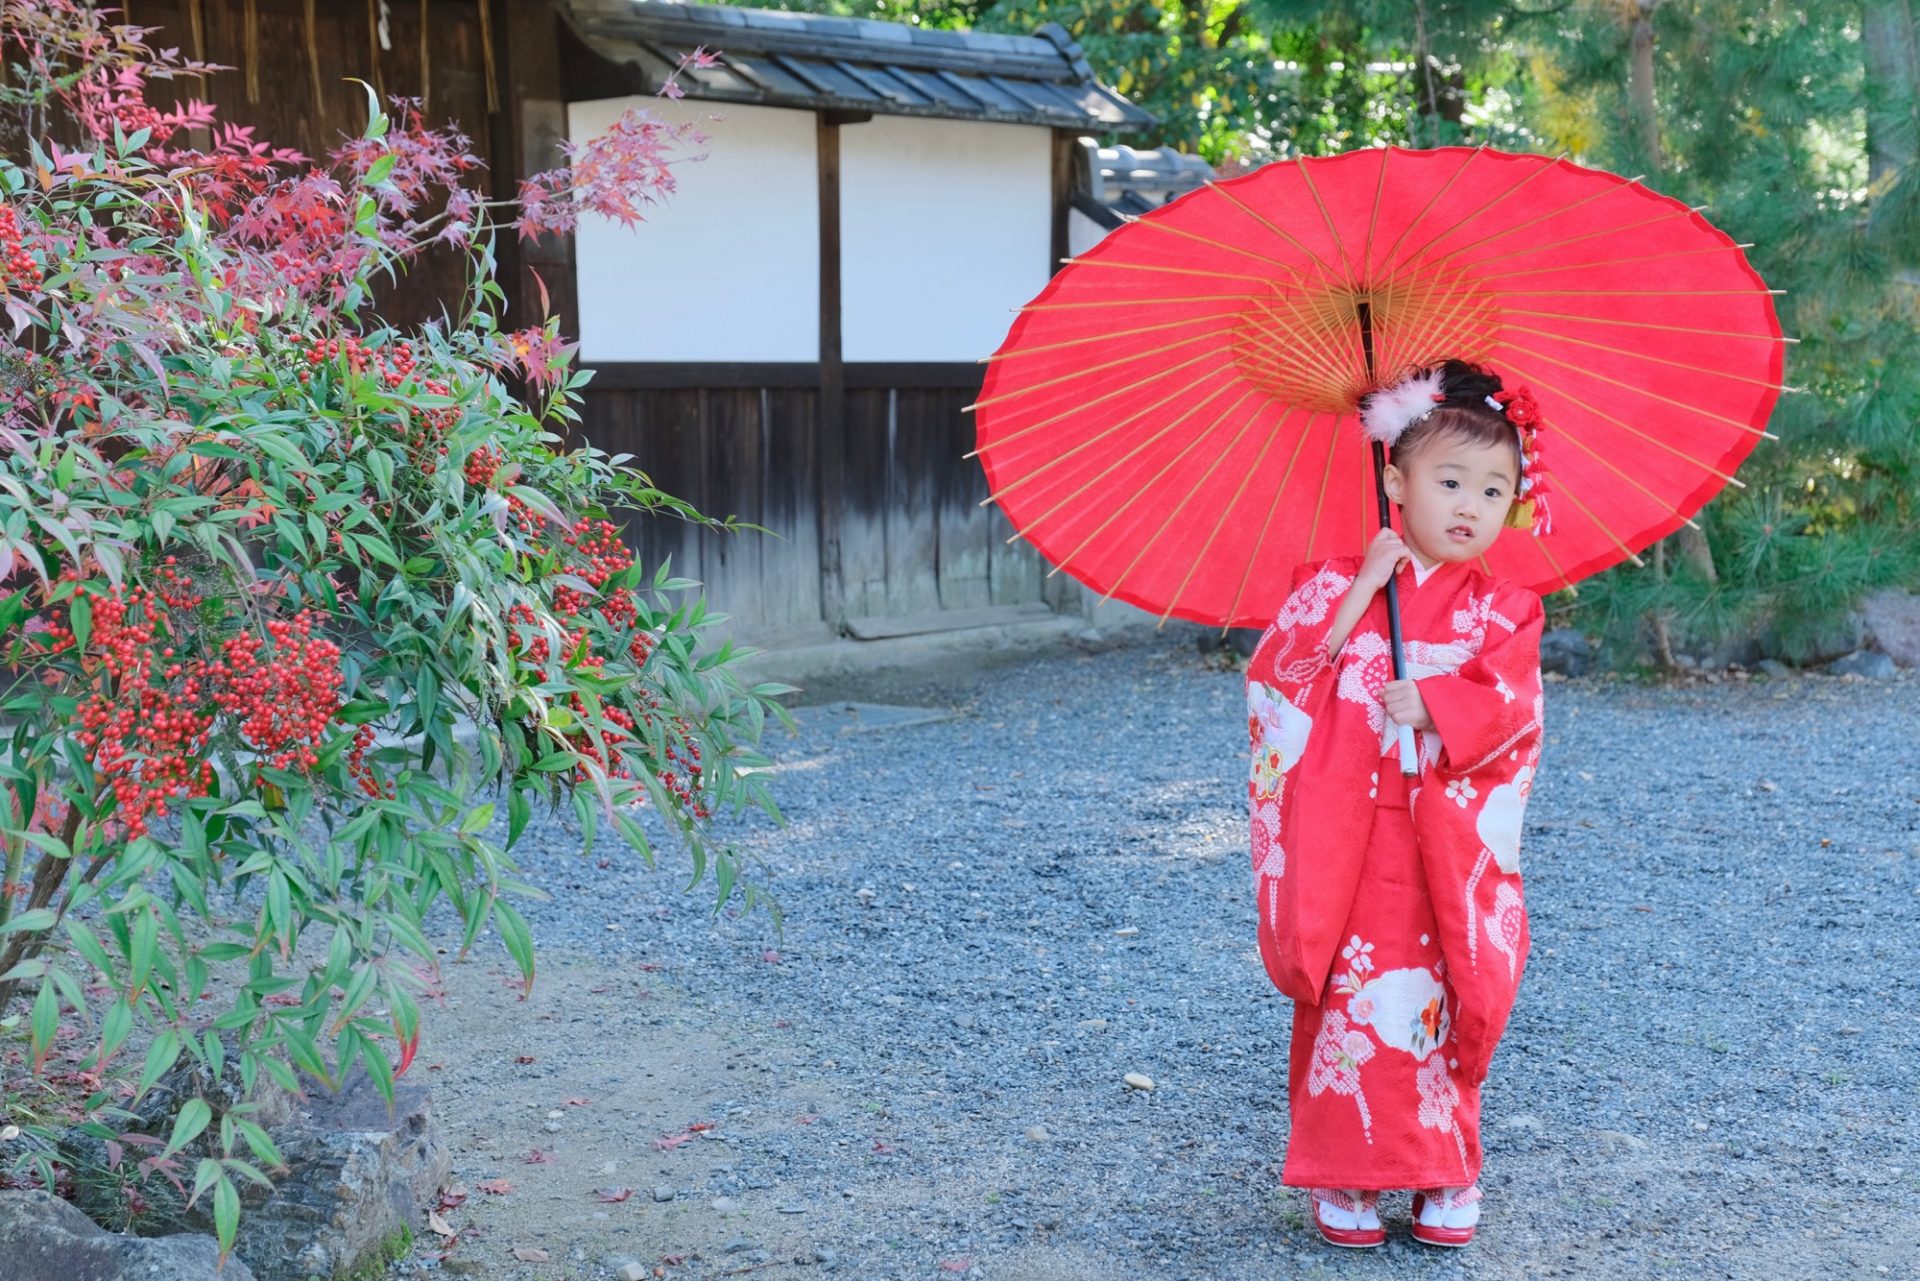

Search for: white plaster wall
xmin=1069 ymin=206 xmax=1116 ymax=256
xmin=840 ymin=116 xmax=1053 ymax=362
xmin=567 ymin=97 xmax=820 ymax=362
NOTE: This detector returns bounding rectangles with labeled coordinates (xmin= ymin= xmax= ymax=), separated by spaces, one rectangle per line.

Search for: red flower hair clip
xmin=1490 ymin=385 xmax=1551 ymax=536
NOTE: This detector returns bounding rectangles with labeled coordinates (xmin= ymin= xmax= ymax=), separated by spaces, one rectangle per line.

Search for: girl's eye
xmin=1440 ymin=479 xmax=1459 ymax=489
xmin=1484 ymin=488 xmax=1503 ymax=499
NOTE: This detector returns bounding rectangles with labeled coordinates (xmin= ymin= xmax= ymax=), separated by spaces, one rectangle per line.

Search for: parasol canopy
xmin=970 ymin=145 xmax=1787 ymax=630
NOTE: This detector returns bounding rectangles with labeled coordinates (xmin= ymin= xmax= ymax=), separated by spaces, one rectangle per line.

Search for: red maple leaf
xmin=523 ymin=1148 xmax=556 ymax=1165
xmin=475 ymin=1178 xmax=515 ymax=1195
xmin=594 ymin=1186 xmax=633 ymax=1203
xmin=564 ymin=1096 xmax=591 ymax=1107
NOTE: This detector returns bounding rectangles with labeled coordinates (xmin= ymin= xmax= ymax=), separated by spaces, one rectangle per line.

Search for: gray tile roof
xmin=1072 ymin=139 xmax=1213 ymax=228
xmin=559 ymin=0 xmax=1155 ymax=131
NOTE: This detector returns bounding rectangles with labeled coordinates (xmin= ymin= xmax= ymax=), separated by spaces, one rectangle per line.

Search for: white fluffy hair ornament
xmin=1357 ymin=367 xmax=1447 ymax=446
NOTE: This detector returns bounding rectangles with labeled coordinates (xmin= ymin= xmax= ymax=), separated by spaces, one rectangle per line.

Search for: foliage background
xmin=757 ymin=0 xmax=1920 ymax=663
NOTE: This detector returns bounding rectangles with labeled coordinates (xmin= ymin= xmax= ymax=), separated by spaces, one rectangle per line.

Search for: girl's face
xmin=1382 ymin=431 xmax=1519 ymax=565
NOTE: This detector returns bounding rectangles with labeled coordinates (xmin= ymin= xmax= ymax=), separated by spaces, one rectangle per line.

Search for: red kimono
xmin=1246 ymin=554 xmax=1545 ymax=1190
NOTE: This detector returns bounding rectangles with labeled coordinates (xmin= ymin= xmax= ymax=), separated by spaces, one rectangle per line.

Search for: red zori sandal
xmin=1309 ymin=1187 xmax=1385 ymax=1248
xmin=1410 ymin=1184 xmax=1483 ymax=1247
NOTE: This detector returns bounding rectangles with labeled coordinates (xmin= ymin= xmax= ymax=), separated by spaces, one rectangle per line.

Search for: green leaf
xmin=365 ymin=153 xmax=399 ymax=186
xmin=30 ymin=976 xmax=58 ymax=1062
xmin=69 ymin=593 xmax=91 ymax=651
xmin=100 ymin=997 xmax=133 ymax=1059
xmin=214 ymin=1174 xmax=239 ymax=1256
xmin=166 ymin=1097 xmax=212 ymax=1156
xmin=0 ymin=906 xmax=56 ymax=935
xmin=507 ymin=787 xmax=530 ymax=850
xmin=66 ymin=919 xmax=117 ymax=978
xmin=530 ymin=751 xmax=575 ymax=773
xmin=192 ymin=1156 xmax=224 ymax=1206
xmin=493 ymin=899 xmax=535 ymax=993
xmin=140 ymin=1030 xmax=185 ymax=1095
xmin=458 ymin=802 xmax=495 ymax=836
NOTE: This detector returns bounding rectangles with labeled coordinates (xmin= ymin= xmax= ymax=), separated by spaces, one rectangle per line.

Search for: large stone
xmin=1540 ymin=628 xmax=1594 ymax=676
xmin=1829 ymin=649 xmax=1898 ymax=680
xmin=1762 ymin=611 xmax=1865 ymax=666
xmin=64 ymin=1062 xmax=447 ymax=1281
xmin=1859 ymin=590 xmax=1920 ymax=667
xmin=227 ymin=1068 xmax=449 ymax=1281
xmin=0 ymin=1188 xmax=255 ymax=1280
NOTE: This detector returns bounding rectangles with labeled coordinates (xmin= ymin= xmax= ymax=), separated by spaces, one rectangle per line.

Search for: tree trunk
xmin=1865 ymin=0 xmax=1920 ymax=192
xmin=1622 ymin=0 xmax=1716 ymax=643
xmin=1626 ymin=0 xmax=1665 ymax=172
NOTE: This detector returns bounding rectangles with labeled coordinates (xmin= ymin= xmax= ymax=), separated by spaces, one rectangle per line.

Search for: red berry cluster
xmin=0 ymin=205 xmax=41 ymax=291
xmin=66 ymin=581 xmax=216 ymax=839
xmin=208 ymin=612 xmax=345 ymax=773
xmin=464 ymin=445 xmax=502 ymax=488
xmin=504 ymin=602 xmax=591 ymax=670
xmin=346 ymin=723 xmax=388 ymax=799
xmin=657 ymin=723 xmax=708 ymax=818
xmin=302 ymin=336 xmax=457 ymax=471
xmin=553 ymin=519 xmax=637 ymax=628
xmin=464 ymin=445 xmax=542 ymax=535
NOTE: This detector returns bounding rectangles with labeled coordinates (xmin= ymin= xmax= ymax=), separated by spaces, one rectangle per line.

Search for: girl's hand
xmin=1358 ymin=527 xmax=1412 ymax=592
xmin=1382 ymin=679 xmax=1434 ymax=732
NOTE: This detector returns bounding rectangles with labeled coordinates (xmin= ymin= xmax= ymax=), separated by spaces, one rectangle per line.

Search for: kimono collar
xmin=1406 ymin=553 xmax=1458 ymax=588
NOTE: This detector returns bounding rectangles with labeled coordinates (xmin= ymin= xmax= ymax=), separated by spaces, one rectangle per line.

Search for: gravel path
xmin=399 ymin=638 xmax=1918 ymax=1281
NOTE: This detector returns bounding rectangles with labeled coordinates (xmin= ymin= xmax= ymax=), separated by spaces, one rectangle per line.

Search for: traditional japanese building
xmin=121 ymin=1 xmax=1181 ymax=643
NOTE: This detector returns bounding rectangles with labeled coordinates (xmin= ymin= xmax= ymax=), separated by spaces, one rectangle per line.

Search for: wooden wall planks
xmin=578 ymin=374 xmax=1059 ymax=633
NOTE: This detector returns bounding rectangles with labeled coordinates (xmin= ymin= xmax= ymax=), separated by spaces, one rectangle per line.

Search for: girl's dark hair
xmin=1390 ymin=359 xmax=1522 ymax=479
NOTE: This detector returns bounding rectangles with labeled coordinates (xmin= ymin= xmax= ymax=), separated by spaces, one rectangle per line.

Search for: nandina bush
xmin=0 ymin=1 xmax=785 ymax=1250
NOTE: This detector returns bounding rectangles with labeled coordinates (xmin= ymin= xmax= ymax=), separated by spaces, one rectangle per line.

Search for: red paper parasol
xmin=970 ymin=146 xmax=1786 ymax=630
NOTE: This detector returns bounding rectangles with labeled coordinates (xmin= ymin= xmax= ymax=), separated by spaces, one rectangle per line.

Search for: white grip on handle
xmin=1397 ymin=723 xmax=1419 ymax=776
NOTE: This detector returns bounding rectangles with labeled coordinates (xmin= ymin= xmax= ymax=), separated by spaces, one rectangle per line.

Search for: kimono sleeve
xmin=1419 ymin=587 xmax=1546 ymax=774
xmin=1411 ymin=584 xmax=1545 ymax=1084
xmin=1247 ymin=557 xmax=1366 ymax=1003
xmin=1246 ymin=556 xmax=1361 ymax=815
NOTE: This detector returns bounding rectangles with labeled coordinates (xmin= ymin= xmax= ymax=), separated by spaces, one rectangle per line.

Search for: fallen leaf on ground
xmin=564 ymin=1096 xmax=591 ymax=1107
xmin=476 ymin=1179 xmax=515 ymax=1195
xmin=661 ymin=1254 xmax=686 ymax=1265
xmin=514 ymin=1055 xmax=536 ymax=1064
xmin=687 ymin=1122 xmax=713 ymax=1132
xmin=762 ymin=949 xmax=782 ymax=963
xmin=511 ymin=1246 xmax=550 ymax=1262
xmin=940 ymin=1258 xmax=972 ymax=1272
xmin=427 ymin=1210 xmax=455 ymax=1238
xmin=872 ymin=1141 xmax=895 ymax=1154
xmin=635 ymin=961 xmax=662 ymax=971
xmin=595 ymin=1186 xmax=633 ymax=1203
xmin=653 ymin=1131 xmax=697 ymax=1150
xmin=794 ymin=1113 xmax=818 ymax=1125
xmin=437 ymin=1184 xmax=469 ymax=1209
xmin=523 ymin=1148 xmax=556 ymax=1164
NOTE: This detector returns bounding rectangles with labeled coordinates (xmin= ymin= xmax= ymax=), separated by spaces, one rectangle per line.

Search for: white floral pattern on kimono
xmin=1306 ymin=1009 xmax=1376 ymax=1141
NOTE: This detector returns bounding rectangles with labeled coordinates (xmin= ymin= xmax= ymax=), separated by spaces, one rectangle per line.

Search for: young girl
xmin=1245 ymin=359 xmax=1547 ymax=1249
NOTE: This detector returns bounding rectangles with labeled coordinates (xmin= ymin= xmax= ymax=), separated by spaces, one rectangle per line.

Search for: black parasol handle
xmin=1358 ymin=302 xmax=1420 ymax=776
